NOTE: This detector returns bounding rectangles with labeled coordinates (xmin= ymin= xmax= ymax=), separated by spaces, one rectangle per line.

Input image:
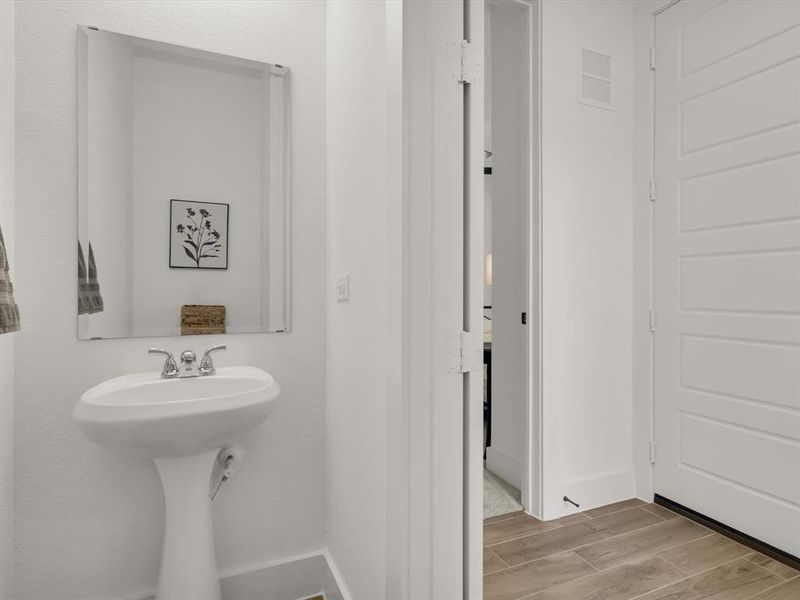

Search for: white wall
xmin=485 ymin=0 xmax=531 ymax=493
xmin=0 ymin=3 xmax=15 ymax=597
xmin=13 ymin=2 xmax=326 ymax=599
xmin=325 ymin=1 xmax=402 ymax=597
xmin=540 ymin=0 xmax=636 ymax=519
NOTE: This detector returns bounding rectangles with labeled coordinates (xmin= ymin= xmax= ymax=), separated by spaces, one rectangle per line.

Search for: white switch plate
xmin=336 ymin=274 xmax=350 ymax=301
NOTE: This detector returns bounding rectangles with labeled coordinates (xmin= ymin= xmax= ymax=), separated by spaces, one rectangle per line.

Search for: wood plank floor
xmin=484 ymin=500 xmax=800 ymax=600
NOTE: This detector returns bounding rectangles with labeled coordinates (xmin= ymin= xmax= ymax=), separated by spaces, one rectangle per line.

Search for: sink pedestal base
xmin=154 ymin=450 xmax=222 ymax=600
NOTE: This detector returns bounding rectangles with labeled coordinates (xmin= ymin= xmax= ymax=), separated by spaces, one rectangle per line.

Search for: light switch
xmin=336 ymin=274 xmax=350 ymax=301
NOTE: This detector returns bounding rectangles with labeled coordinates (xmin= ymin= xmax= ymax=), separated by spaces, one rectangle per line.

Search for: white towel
xmin=0 ymin=225 xmax=20 ymax=334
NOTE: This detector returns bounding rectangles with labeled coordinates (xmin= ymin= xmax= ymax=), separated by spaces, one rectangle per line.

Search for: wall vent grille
xmin=579 ymin=48 xmax=613 ymax=110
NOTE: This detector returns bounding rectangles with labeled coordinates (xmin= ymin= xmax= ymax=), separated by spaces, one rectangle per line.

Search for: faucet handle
xmin=148 ymin=348 xmax=178 ymax=378
xmin=200 ymin=344 xmax=226 ymax=375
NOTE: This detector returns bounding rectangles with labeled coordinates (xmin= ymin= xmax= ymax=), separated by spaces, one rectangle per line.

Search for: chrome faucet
xmin=148 ymin=348 xmax=178 ymax=378
xmin=149 ymin=345 xmax=227 ymax=379
xmin=178 ymin=350 xmax=200 ymax=378
xmin=199 ymin=345 xmax=226 ymax=376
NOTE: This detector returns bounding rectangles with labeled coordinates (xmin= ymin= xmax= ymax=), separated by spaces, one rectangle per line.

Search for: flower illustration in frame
xmin=169 ymin=200 xmax=229 ymax=269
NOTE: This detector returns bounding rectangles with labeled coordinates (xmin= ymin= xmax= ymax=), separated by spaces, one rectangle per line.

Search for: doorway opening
xmin=482 ymin=0 xmax=541 ymax=522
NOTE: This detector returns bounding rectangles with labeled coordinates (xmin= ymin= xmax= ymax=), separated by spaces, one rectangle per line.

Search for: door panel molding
xmin=653 ymin=0 xmax=800 ymax=556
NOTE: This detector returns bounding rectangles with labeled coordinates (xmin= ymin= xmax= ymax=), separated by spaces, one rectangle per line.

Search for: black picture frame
xmin=169 ymin=199 xmax=230 ymax=270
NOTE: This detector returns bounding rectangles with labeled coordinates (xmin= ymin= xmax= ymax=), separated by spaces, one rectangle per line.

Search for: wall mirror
xmin=77 ymin=26 xmax=290 ymax=340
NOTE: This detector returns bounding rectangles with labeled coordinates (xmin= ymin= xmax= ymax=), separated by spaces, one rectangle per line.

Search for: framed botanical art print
xmin=169 ymin=199 xmax=229 ymax=269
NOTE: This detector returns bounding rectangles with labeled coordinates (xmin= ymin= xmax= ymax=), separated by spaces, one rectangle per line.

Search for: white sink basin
xmin=73 ymin=365 xmax=280 ymax=600
xmin=73 ymin=366 xmax=279 ymax=458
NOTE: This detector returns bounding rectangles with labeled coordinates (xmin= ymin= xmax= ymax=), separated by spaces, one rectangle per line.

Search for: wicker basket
xmin=181 ymin=304 xmax=226 ymax=335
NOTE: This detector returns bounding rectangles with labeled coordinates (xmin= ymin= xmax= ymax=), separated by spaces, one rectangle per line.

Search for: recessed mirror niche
xmin=77 ymin=26 xmax=290 ymax=339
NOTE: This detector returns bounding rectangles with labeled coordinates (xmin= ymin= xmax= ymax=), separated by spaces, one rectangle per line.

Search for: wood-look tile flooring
xmin=484 ymin=499 xmax=800 ymax=600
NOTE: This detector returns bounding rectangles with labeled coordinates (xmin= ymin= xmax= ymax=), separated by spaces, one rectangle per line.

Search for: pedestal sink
xmin=73 ymin=365 xmax=280 ymax=600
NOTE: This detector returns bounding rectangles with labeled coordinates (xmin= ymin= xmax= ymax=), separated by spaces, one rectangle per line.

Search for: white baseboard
xmin=321 ymin=550 xmax=353 ymax=600
xmin=544 ymin=468 xmax=636 ymax=520
xmin=122 ymin=550 xmax=348 ymax=600
xmin=486 ymin=447 xmax=522 ymax=490
xmin=222 ymin=551 xmax=329 ymax=600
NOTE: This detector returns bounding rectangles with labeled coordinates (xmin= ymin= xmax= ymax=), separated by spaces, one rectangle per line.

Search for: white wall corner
xmin=631 ymin=0 xmax=675 ymax=503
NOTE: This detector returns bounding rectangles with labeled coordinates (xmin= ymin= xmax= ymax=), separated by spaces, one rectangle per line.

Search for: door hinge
xmin=447 ymin=330 xmax=482 ymax=373
xmin=649 ymin=441 xmax=657 ymax=464
xmin=451 ymin=40 xmax=480 ymax=84
xmin=649 ymin=179 xmax=656 ymax=202
xmin=649 ymin=48 xmax=656 ymax=70
xmin=649 ymin=309 xmax=657 ymax=333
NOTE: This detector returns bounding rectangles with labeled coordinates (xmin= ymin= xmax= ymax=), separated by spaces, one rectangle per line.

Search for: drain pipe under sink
xmin=210 ymin=445 xmax=243 ymax=501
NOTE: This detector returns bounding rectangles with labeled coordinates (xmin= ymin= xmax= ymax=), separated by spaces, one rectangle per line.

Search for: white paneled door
xmin=654 ymin=0 xmax=800 ymax=556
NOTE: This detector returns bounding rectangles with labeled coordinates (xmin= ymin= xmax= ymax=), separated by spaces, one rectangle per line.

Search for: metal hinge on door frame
xmin=451 ymin=40 xmax=480 ymax=84
xmin=650 ymin=48 xmax=656 ymax=70
xmin=447 ymin=331 xmax=482 ymax=373
xmin=649 ymin=440 xmax=657 ymax=465
xmin=649 ymin=309 xmax=657 ymax=333
xmin=649 ymin=179 xmax=656 ymax=202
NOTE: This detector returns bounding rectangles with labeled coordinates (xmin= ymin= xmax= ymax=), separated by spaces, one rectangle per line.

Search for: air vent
xmin=579 ymin=48 xmax=613 ymax=110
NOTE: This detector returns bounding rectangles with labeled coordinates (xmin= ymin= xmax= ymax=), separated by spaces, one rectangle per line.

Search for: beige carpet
xmin=483 ymin=468 xmax=522 ymax=519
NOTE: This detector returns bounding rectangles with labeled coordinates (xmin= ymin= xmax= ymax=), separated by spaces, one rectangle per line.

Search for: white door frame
xmin=521 ymin=0 xmax=543 ymax=520
xmin=632 ymin=0 xmax=681 ymax=503
xmin=399 ymin=1 xmax=473 ymax=598
xmin=398 ymin=0 xmax=541 ymax=596
xmin=466 ymin=0 xmax=486 ymax=597
xmin=484 ymin=0 xmax=543 ymax=519
xmin=466 ymin=0 xmax=544 ymax=593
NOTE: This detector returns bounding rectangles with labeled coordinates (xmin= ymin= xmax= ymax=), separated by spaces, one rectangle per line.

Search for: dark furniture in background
xmin=484 ymin=305 xmax=492 ymax=459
